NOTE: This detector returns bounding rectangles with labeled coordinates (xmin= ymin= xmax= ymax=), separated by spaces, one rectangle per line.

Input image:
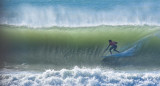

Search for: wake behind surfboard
xmin=102 ymin=45 xmax=137 ymax=58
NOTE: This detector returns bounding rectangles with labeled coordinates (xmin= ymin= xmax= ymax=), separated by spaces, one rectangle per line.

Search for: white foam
xmin=1 ymin=67 xmax=160 ymax=86
xmin=1 ymin=4 xmax=160 ymax=28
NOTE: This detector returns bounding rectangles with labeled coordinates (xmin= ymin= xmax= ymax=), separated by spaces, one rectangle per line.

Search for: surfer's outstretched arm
xmin=104 ymin=45 xmax=110 ymax=52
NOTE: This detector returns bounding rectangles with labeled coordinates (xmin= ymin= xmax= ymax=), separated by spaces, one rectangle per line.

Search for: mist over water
xmin=1 ymin=0 xmax=160 ymax=27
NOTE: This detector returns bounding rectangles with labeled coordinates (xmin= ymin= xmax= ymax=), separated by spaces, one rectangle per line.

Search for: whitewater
xmin=1 ymin=67 xmax=160 ymax=86
xmin=1 ymin=0 xmax=160 ymax=86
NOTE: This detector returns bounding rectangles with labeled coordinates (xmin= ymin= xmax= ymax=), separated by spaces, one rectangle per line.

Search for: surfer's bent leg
xmin=109 ymin=47 xmax=114 ymax=54
xmin=113 ymin=45 xmax=120 ymax=53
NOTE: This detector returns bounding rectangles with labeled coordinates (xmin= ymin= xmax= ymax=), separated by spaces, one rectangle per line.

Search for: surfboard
xmin=102 ymin=52 xmax=132 ymax=58
xmin=102 ymin=45 xmax=137 ymax=58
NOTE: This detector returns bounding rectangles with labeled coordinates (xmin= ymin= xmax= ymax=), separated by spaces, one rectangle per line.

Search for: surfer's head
xmin=109 ymin=40 xmax=112 ymax=42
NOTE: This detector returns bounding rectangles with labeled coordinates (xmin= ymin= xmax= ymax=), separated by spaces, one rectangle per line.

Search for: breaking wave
xmin=0 ymin=25 xmax=160 ymax=68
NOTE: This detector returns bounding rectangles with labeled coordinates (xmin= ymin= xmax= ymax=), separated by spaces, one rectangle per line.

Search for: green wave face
xmin=0 ymin=25 xmax=160 ymax=68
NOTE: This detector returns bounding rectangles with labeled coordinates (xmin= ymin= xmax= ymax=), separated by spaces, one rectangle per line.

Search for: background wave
xmin=1 ymin=0 xmax=160 ymax=27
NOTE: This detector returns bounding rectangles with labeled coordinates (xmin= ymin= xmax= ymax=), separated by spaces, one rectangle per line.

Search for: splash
xmin=1 ymin=67 xmax=160 ymax=86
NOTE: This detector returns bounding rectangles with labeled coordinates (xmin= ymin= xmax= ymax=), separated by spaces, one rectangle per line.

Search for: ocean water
xmin=1 ymin=0 xmax=160 ymax=86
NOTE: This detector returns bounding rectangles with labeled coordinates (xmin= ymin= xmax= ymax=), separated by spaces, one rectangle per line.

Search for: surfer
xmin=105 ymin=40 xmax=120 ymax=54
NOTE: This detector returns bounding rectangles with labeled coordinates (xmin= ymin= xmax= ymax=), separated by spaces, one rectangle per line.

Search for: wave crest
xmin=1 ymin=4 xmax=160 ymax=27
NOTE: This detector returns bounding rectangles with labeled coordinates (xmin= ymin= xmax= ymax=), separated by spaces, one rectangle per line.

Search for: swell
xmin=0 ymin=25 xmax=160 ymax=68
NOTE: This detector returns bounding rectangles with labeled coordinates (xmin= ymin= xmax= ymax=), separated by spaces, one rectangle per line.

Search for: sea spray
xmin=1 ymin=0 xmax=160 ymax=27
